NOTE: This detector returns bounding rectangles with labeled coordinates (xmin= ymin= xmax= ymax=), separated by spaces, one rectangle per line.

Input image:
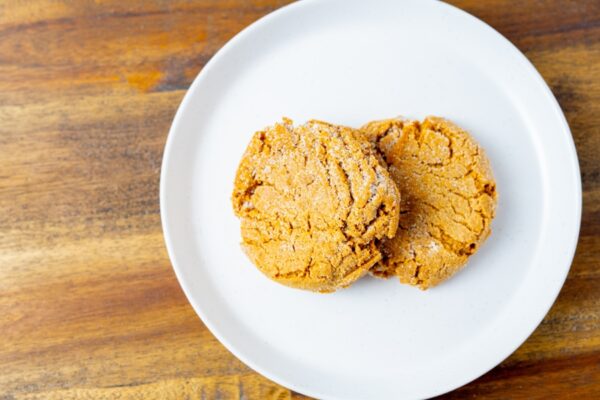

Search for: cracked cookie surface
xmin=232 ymin=119 xmax=401 ymax=292
xmin=361 ymin=116 xmax=497 ymax=289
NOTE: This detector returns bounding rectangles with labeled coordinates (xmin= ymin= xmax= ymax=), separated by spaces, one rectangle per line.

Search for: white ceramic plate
xmin=160 ymin=0 xmax=581 ymax=398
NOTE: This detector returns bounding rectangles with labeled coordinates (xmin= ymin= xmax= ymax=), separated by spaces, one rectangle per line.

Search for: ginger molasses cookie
xmin=361 ymin=116 xmax=497 ymax=289
xmin=232 ymin=118 xmax=401 ymax=292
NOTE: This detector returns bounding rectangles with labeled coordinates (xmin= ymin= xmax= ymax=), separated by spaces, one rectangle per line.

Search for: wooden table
xmin=1 ymin=1 xmax=598 ymax=398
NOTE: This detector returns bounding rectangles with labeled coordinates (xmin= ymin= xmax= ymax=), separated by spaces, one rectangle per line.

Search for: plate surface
xmin=160 ymin=0 xmax=581 ymax=398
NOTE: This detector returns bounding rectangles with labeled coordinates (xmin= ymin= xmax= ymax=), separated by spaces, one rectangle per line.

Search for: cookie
xmin=361 ymin=116 xmax=497 ymax=289
xmin=232 ymin=118 xmax=401 ymax=292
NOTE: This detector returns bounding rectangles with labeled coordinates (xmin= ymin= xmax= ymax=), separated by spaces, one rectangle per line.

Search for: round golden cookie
xmin=232 ymin=118 xmax=401 ymax=292
xmin=361 ymin=116 xmax=497 ymax=289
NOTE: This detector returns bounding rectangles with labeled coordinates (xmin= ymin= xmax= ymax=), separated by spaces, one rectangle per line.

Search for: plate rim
xmin=160 ymin=0 xmax=582 ymax=398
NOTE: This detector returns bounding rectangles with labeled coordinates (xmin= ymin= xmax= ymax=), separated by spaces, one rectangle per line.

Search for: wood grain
xmin=0 ymin=0 xmax=598 ymax=399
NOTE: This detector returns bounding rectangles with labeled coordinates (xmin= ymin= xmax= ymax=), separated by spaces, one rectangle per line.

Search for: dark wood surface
xmin=0 ymin=1 xmax=598 ymax=398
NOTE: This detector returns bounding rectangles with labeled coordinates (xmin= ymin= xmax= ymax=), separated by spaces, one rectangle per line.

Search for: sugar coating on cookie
xmin=232 ymin=118 xmax=401 ymax=292
xmin=361 ymin=116 xmax=497 ymax=289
